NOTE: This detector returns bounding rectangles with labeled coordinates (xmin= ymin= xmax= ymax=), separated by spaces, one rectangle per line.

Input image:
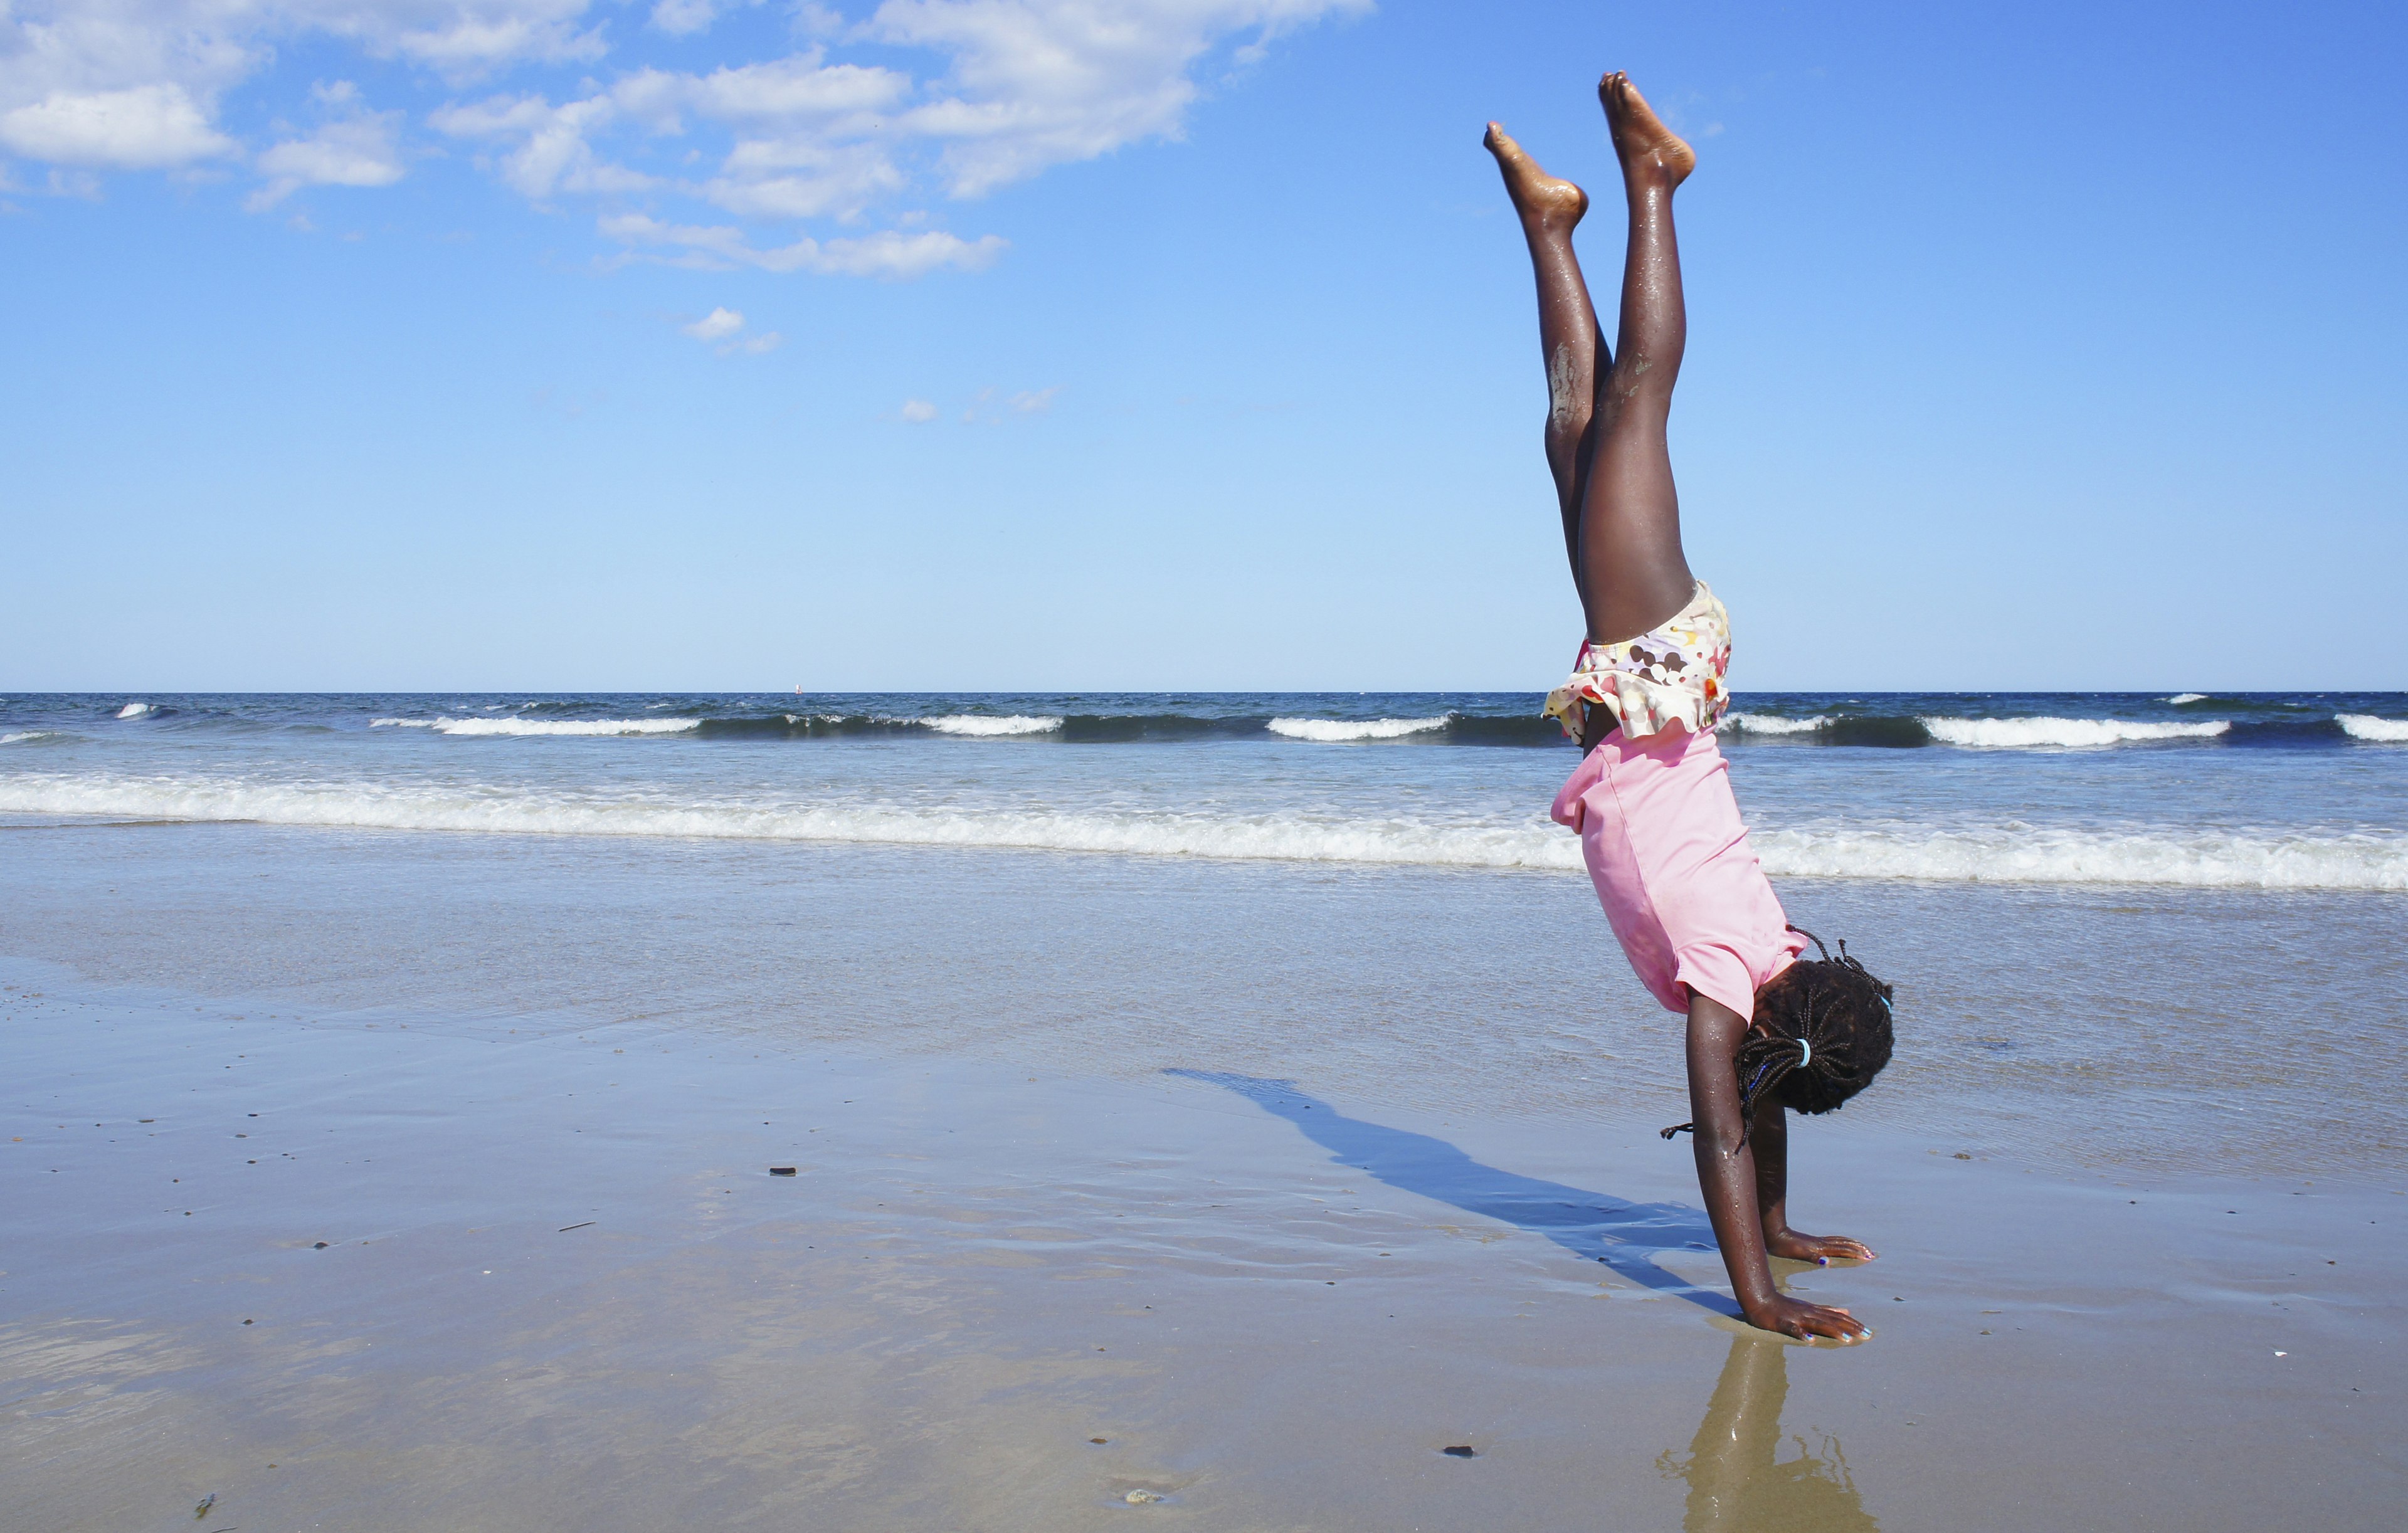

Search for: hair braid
xmin=1659 ymin=926 xmax=1896 ymax=1148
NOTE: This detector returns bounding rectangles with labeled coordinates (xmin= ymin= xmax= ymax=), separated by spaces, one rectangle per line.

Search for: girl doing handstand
xmin=1487 ymin=74 xmax=1896 ymax=1344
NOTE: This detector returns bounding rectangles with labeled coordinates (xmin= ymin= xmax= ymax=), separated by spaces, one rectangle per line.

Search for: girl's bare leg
xmin=1482 ymin=123 xmax=1603 ymax=591
xmin=1580 ymin=72 xmax=1701 ymax=645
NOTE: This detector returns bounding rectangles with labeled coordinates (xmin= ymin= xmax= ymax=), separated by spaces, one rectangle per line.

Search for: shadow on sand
xmin=1167 ymin=1070 xmax=1736 ymax=1316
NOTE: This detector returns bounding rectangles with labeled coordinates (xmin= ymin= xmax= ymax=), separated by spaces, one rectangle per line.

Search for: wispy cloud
xmin=0 ymin=0 xmax=1365 ymax=274
xmin=952 ymin=383 xmax=1064 ymax=423
xmin=247 ymin=82 xmax=404 ymax=209
xmin=900 ymin=398 xmax=939 ymax=421
xmin=674 ymin=303 xmax=781 ymax=355
xmin=607 ymin=213 xmax=1004 ymax=278
xmin=682 ymin=305 xmax=745 ymax=339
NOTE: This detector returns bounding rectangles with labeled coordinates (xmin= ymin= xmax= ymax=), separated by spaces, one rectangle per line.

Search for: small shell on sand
xmin=1124 ymin=1489 xmax=1165 ymax=1504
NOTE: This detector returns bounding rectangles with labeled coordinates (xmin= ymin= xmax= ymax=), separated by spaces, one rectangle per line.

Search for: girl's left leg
xmin=1483 ymin=123 xmax=1605 ymax=592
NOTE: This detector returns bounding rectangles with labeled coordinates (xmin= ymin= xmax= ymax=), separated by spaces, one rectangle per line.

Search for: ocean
xmin=4 ymin=690 xmax=2404 ymax=889
xmin=4 ymin=689 xmax=2404 ymax=1179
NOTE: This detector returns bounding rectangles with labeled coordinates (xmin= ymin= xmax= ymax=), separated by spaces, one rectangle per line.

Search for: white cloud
xmin=875 ymin=0 xmax=1372 ymax=196
xmin=0 ymin=0 xmax=1367 ymax=277
xmin=650 ymin=0 xmax=721 ymax=35
xmin=899 ymin=398 xmax=938 ymax=421
xmin=603 ymin=212 xmax=1006 ymax=277
xmin=674 ymin=303 xmax=783 ymax=354
xmin=248 ymin=82 xmax=406 ymax=208
xmin=1007 ymin=385 xmax=1057 ymax=413
xmin=430 ymin=92 xmax=655 ymax=198
xmin=0 ymin=85 xmax=235 ymax=169
xmin=682 ymin=305 xmax=744 ymax=339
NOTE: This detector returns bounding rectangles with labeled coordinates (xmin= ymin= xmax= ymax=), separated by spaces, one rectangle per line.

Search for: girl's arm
xmin=1686 ymin=996 xmax=1871 ymax=1342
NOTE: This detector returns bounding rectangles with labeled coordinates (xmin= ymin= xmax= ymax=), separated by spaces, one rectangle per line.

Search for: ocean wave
xmin=1267 ymin=715 xmax=1453 ymax=742
xmin=2337 ymin=715 xmax=2408 ymax=743
xmin=2165 ymin=693 xmax=2210 ymax=705
xmin=1 ymin=731 xmax=66 ymax=745
xmin=371 ymin=717 xmax=702 ymax=737
xmin=3 ymin=773 xmax=2402 ymax=891
xmin=116 ymin=703 xmax=154 ymax=719
xmin=918 ymin=714 xmax=1064 ymax=737
xmin=2331 ymin=717 xmax=2408 ymax=741
xmin=1920 ymin=717 xmax=2231 ymax=749
xmin=1724 ymin=713 xmax=1831 ymax=735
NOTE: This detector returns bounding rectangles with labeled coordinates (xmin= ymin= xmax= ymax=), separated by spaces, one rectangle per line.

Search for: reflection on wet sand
xmin=1660 ymin=1333 xmax=1877 ymax=1532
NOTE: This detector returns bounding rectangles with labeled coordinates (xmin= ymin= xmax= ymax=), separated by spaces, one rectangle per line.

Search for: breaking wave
xmin=3 ymin=773 xmax=2401 ymax=891
xmin=1267 ymin=715 xmax=1452 ymax=742
xmin=1724 ymin=713 xmax=1831 ymax=735
xmin=919 ymin=715 xmax=1063 ymax=737
xmin=1 ymin=731 xmax=65 ymax=745
xmin=2337 ymin=715 xmax=2408 ymax=743
xmin=116 ymin=703 xmax=154 ymax=719
xmin=2166 ymin=693 xmax=2210 ymax=705
xmin=372 ymin=717 xmax=702 ymax=737
xmin=1919 ymin=717 xmax=2231 ymax=749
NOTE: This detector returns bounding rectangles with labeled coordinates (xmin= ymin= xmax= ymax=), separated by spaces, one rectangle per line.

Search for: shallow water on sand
xmin=0 ymin=821 xmax=2399 ymax=1181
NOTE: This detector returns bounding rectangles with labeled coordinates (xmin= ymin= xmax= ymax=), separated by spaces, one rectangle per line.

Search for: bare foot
xmin=1483 ymin=122 xmax=1588 ymax=233
xmin=1598 ymin=71 xmax=1694 ymax=187
xmin=1767 ymin=1228 xmax=1878 ymax=1266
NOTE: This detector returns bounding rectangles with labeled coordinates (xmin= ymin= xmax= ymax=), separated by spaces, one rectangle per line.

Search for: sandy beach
xmin=4 ymin=815 xmax=2402 ymax=1531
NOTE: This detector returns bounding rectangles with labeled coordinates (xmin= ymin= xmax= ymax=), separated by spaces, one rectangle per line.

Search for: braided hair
xmin=1662 ymin=927 xmax=1895 ymax=1149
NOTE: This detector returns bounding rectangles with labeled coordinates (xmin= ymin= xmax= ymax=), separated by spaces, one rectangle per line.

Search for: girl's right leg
xmin=1579 ymin=72 xmax=1701 ymax=646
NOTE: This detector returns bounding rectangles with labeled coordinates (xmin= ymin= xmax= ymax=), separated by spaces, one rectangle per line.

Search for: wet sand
xmin=4 ymin=962 xmax=2400 ymax=1532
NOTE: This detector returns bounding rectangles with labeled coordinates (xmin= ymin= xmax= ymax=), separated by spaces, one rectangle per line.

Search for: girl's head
xmin=1738 ymin=928 xmax=1894 ymax=1124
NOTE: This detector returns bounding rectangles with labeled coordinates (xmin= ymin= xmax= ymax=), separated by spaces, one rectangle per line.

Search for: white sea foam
xmin=1 ymin=731 xmax=62 ymax=745
xmin=1267 ymin=716 xmax=1452 ymax=742
xmin=4 ymin=773 xmax=2403 ymax=891
xmin=0 ymin=774 xmax=1574 ymax=872
xmin=2166 ymin=693 xmax=2210 ymax=705
xmin=917 ymin=715 xmax=1064 ymax=737
xmin=116 ymin=703 xmax=153 ymax=719
xmin=1724 ymin=714 xmax=1830 ymax=735
xmin=2337 ymin=715 xmax=2408 ymax=742
xmin=1920 ymin=716 xmax=2230 ymax=749
xmin=370 ymin=717 xmax=700 ymax=737
xmin=1753 ymin=824 xmax=2406 ymax=891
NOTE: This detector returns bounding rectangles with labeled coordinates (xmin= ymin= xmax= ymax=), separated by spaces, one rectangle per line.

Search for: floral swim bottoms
xmin=1542 ymin=580 xmax=1731 ymax=742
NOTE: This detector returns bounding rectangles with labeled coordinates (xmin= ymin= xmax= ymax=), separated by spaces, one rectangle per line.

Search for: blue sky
xmin=4 ymin=0 xmax=2402 ymax=691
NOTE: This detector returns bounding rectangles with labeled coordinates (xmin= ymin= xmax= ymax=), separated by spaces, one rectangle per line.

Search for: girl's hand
xmin=1744 ymin=1293 xmax=1871 ymax=1343
xmin=1766 ymin=1228 xmax=1877 ymax=1265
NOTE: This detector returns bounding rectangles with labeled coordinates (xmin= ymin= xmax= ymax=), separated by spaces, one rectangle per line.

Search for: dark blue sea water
xmin=4 ymin=691 xmax=2402 ymax=890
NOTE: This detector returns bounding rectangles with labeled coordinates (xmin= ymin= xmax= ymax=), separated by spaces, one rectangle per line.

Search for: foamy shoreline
xmin=5 ymin=776 xmax=2404 ymax=890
